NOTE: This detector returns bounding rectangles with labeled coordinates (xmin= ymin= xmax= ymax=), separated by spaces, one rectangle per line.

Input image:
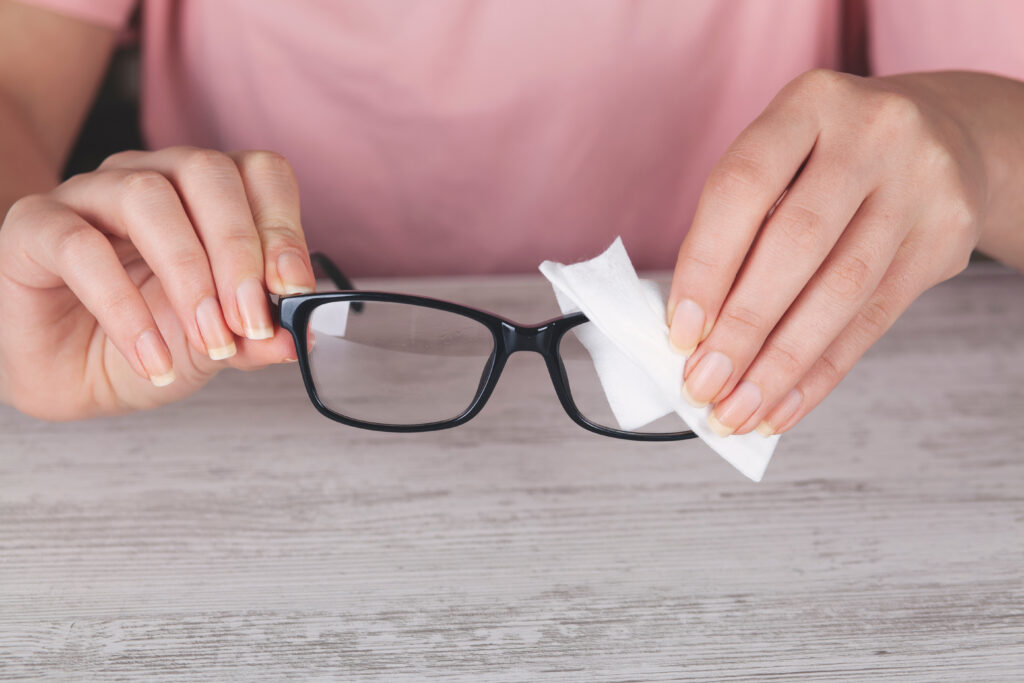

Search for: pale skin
xmin=0 ymin=3 xmax=313 ymax=419
xmin=1 ymin=3 xmax=1023 ymax=429
xmin=667 ymin=69 xmax=1024 ymax=437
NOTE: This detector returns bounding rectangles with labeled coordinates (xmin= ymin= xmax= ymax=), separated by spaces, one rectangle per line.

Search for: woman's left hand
xmin=667 ymin=69 xmax=1024 ymax=438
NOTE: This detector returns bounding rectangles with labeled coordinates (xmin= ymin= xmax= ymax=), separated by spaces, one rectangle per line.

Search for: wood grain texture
xmin=1 ymin=264 xmax=1023 ymax=682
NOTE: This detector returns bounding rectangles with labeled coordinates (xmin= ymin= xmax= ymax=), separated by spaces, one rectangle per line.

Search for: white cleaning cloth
xmin=539 ymin=237 xmax=779 ymax=482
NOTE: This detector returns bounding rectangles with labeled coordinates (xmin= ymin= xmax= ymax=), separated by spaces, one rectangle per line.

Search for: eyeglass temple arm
xmin=310 ymin=252 xmax=357 ymax=290
xmin=310 ymin=252 xmax=364 ymax=313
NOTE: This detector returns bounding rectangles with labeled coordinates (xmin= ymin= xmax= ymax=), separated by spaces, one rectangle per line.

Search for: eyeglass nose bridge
xmin=499 ymin=320 xmax=562 ymax=356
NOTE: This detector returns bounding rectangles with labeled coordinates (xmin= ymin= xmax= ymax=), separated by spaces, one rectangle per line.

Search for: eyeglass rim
xmin=278 ymin=290 xmax=697 ymax=442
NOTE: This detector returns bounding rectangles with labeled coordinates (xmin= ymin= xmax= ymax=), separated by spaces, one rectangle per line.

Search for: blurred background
xmin=63 ymin=28 xmax=141 ymax=179
xmin=60 ymin=12 xmax=994 ymax=264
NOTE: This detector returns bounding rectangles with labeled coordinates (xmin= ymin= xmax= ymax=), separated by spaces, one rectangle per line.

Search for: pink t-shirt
xmin=21 ymin=0 xmax=1024 ymax=276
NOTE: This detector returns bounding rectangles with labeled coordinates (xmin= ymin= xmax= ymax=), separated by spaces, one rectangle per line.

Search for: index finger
xmin=666 ymin=89 xmax=820 ymax=354
xmin=229 ymin=150 xmax=316 ymax=297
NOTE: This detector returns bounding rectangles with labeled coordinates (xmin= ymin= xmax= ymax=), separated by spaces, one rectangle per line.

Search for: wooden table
xmin=2 ymin=264 xmax=1022 ymax=681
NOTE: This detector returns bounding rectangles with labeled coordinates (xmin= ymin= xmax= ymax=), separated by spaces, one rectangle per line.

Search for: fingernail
xmin=763 ymin=388 xmax=803 ymax=435
xmin=669 ymin=298 xmax=704 ymax=355
xmin=149 ymin=371 xmax=176 ymax=388
xmin=682 ymin=350 xmax=732 ymax=407
xmin=136 ymin=329 xmax=175 ymax=387
xmin=277 ymin=251 xmax=314 ymax=295
xmin=196 ymin=296 xmax=237 ymax=360
xmin=706 ymin=413 xmax=732 ymax=438
xmin=283 ymin=357 xmax=298 ymax=363
xmin=708 ymin=380 xmax=762 ymax=437
xmin=236 ymin=277 xmax=274 ymax=340
xmin=680 ymin=383 xmax=708 ymax=409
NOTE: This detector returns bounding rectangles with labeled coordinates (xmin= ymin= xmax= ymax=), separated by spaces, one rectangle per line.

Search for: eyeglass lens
xmin=558 ymin=323 xmax=694 ymax=434
xmin=307 ymin=301 xmax=495 ymax=425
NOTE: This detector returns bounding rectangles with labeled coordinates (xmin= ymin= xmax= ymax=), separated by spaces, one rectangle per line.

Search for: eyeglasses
xmin=274 ymin=253 xmax=697 ymax=441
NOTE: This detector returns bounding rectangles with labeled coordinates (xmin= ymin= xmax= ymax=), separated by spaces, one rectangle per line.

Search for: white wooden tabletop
xmin=2 ymin=263 xmax=1023 ymax=682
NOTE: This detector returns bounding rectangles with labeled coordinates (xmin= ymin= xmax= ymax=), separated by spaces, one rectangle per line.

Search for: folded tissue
xmin=539 ymin=238 xmax=779 ymax=482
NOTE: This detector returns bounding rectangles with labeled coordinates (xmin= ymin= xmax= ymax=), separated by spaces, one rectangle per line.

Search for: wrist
xmin=887 ymin=71 xmax=1024 ymax=269
xmin=970 ymin=74 xmax=1024 ymax=271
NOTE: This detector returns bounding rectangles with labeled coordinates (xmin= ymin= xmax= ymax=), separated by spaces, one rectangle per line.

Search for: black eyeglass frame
xmin=276 ymin=254 xmax=697 ymax=442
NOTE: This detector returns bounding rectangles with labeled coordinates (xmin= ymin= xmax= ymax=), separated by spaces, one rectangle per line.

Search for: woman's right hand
xmin=0 ymin=146 xmax=317 ymax=420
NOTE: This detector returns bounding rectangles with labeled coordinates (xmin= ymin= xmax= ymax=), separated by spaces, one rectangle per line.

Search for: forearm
xmin=885 ymin=71 xmax=1024 ymax=271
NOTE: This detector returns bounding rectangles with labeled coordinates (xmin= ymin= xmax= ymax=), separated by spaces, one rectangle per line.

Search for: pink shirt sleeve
xmin=13 ymin=0 xmax=135 ymax=29
xmin=868 ymin=0 xmax=1024 ymax=78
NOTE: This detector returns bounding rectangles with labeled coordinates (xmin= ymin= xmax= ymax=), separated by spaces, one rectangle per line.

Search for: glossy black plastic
xmin=277 ymin=254 xmax=697 ymax=441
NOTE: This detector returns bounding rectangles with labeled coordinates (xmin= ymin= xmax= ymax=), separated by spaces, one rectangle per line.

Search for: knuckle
xmin=102 ymin=288 xmax=138 ymax=320
xmin=920 ymin=137 xmax=957 ymax=175
xmin=256 ymin=223 xmax=301 ymax=247
xmin=705 ymin=152 xmax=768 ymax=201
xmin=819 ymin=252 xmax=873 ymax=302
xmin=872 ymin=91 xmax=924 ymax=134
xmin=219 ymin=228 xmax=263 ymax=255
xmin=717 ymin=303 xmax=764 ymax=334
xmin=120 ymin=169 xmax=174 ymax=200
xmin=240 ymin=150 xmax=295 ymax=179
xmin=99 ymin=149 xmax=141 ymax=169
xmin=676 ymin=242 xmax=719 ymax=273
xmin=761 ymin=341 xmax=805 ymax=379
xmin=793 ymin=68 xmax=848 ymax=97
xmin=854 ymin=298 xmax=894 ymax=338
xmin=770 ymin=203 xmax=828 ymax=253
xmin=169 ymin=246 xmax=209 ymax=275
xmin=53 ymin=223 xmax=104 ymax=263
xmin=181 ymin=147 xmax=236 ymax=179
xmin=943 ymin=191 xmax=982 ymax=246
xmin=814 ymin=352 xmax=846 ymax=387
xmin=5 ymin=194 xmax=47 ymax=224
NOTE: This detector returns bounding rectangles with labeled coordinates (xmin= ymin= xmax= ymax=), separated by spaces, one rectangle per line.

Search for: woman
xmin=0 ymin=0 xmax=1022 ymax=439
